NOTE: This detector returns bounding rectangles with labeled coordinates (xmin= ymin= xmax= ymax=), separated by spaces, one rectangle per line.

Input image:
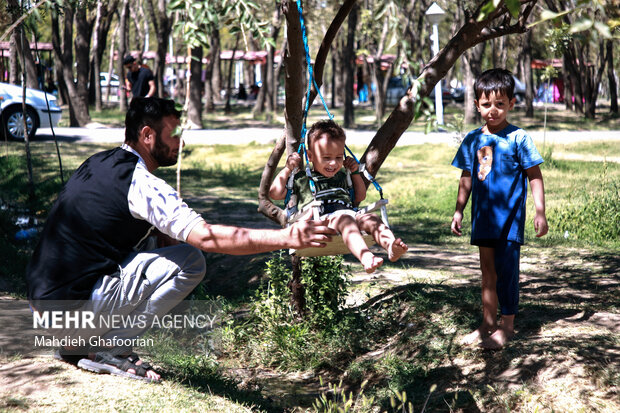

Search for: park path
xmin=36 ymin=126 xmax=620 ymax=149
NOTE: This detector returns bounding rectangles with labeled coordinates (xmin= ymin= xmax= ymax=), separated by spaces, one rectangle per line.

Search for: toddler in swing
xmin=270 ymin=119 xmax=408 ymax=273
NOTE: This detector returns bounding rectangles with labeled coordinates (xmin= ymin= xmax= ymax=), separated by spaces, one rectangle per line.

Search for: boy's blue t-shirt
xmin=451 ymin=124 xmax=543 ymax=244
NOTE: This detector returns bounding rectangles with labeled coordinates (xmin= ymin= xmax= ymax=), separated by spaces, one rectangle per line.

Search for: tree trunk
xmin=523 ymin=30 xmax=534 ymax=117
xmin=187 ymin=46 xmax=204 ymax=128
xmin=211 ymin=30 xmax=223 ymax=104
xmin=8 ymin=0 xmax=38 ymax=89
xmin=463 ymin=42 xmax=485 ymax=125
xmin=254 ymin=4 xmax=282 ymax=118
xmin=118 ymin=0 xmax=129 ymax=111
xmin=50 ymin=3 xmax=90 ymax=127
xmin=225 ymin=34 xmax=240 ymax=113
xmin=92 ymin=0 xmax=103 ymax=111
xmin=343 ymin=3 xmax=357 ymax=127
xmin=74 ymin=7 xmax=93 ymax=124
xmin=146 ymin=0 xmax=172 ymax=98
xmin=204 ymin=28 xmax=218 ymax=113
xmin=607 ymin=40 xmax=618 ymax=115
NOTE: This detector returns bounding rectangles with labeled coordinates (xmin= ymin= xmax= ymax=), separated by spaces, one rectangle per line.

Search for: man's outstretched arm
xmin=186 ymin=219 xmax=336 ymax=255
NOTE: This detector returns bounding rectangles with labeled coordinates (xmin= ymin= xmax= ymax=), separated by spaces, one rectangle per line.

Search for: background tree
xmin=49 ymin=0 xmax=91 ymax=126
xmin=146 ymin=0 xmax=173 ymax=98
xmin=542 ymin=0 xmax=614 ymax=118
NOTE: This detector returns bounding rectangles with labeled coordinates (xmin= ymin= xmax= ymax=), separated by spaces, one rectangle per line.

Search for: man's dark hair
xmin=123 ymin=55 xmax=136 ymax=66
xmin=125 ymin=97 xmax=181 ymax=143
xmin=474 ymin=68 xmax=515 ymax=101
xmin=307 ymin=119 xmax=346 ymax=147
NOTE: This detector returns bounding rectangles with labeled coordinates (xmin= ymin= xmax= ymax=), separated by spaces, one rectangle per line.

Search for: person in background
xmin=123 ymin=55 xmax=156 ymax=98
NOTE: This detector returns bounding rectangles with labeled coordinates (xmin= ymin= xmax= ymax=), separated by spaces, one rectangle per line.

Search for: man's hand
xmin=451 ymin=211 xmax=464 ymax=236
xmin=343 ymin=157 xmax=359 ymax=173
xmin=287 ymin=219 xmax=336 ymax=249
xmin=534 ymin=212 xmax=548 ymax=237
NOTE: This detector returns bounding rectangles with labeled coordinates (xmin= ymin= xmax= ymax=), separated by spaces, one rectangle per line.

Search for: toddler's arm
xmin=526 ymin=165 xmax=548 ymax=237
xmin=269 ymin=152 xmax=303 ymax=200
xmin=344 ymin=157 xmax=366 ymax=205
xmin=451 ymin=170 xmax=472 ymax=236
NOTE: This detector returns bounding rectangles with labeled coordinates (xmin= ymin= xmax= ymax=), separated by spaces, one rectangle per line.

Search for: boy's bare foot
xmin=388 ymin=238 xmax=408 ymax=262
xmin=360 ymin=252 xmax=383 ymax=273
xmin=479 ymin=327 xmax=514 ymax=350
xmin=460 ymin=325 xmax=495 ymax=345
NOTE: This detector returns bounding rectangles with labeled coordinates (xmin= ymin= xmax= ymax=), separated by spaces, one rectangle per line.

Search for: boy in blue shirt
xmin=450 ymin=69 xmax=548 ymax=349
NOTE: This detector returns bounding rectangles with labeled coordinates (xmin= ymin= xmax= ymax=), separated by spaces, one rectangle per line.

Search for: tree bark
xmin=187 ymin=46 xmax=204 ymax=128
xmin=523 ymin=30 xmax=534 ymax=117
xmin=118 ymin=0 xmax=129 ymax=111
xmin=74 ymin=6 xmax=93 ymax=124
xmin=8 ymin=0 xmax=38 ymax=89
xmin=204 ymin=28 xmax=219 ymax=113
xmin=343 ymin=3 xmax=357 ymax=127
xmin=146 ymin=0 xmax=172 ymax=98
xmin=224 ymin=34 xmax=240 ymax=113
xmin=607 ymin=40 xmax=618 ymax=115
xmin=50 ymin=2 xmax=90 ymax=127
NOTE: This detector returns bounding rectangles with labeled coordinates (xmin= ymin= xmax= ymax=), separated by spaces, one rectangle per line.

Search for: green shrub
xmin=550 ymin=173 xmax=620 ymax=244
xmin=301 ymin=255 xmax=351 ymax=328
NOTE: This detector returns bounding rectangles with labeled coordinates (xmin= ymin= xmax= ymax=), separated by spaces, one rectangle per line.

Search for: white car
xmin=0 ymin=82 xmax=62 ymax=140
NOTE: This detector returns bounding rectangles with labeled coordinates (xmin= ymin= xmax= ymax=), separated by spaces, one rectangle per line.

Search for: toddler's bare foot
xmin=360 ymin=252 xmax=383 ymax=273
xmin=388 ymin=238 xmax=408 ymax=262
xmin=461 ymin=325 xmax=495 ymax=345
xmin=479 ymin=327 xmax=514 ymax=350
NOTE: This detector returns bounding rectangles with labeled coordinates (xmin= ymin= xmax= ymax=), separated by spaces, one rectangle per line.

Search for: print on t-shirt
xmin=476 ymin=145 xmax=493 ymax=181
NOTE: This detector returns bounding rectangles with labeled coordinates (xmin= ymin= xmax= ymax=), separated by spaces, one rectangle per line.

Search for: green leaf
xmin=477 ymin=0 xmax=497 ymax=22
xmin=505 ymin=0 xmax=520 ymax=19
xmin=593 ymin=20 xmax=612 ymax=39
xmin=569 ymin=18 xmax=593 ymax=33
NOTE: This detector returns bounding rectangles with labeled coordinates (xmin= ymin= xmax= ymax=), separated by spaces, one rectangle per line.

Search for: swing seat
xmin=289 ymin=199 xmax=389 ymax=257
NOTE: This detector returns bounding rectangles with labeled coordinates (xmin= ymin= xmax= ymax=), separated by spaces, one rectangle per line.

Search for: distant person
xmin=270 ymin=119 xmax=408 ymax=273
xmin=237 ymin=83 xmax=247 ymax=100
xmin=450 ymin=68 xmax=548 ymax=350
xmin=26 ymin=97 xmax=335 ymax=382
xmin=123 ymin=55 xmax=156 ymax=98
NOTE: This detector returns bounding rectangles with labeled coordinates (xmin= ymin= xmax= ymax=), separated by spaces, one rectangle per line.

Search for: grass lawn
xmin=0 ymin=128 xmax=619 ymax=411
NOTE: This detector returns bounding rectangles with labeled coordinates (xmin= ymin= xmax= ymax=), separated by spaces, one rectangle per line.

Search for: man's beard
xmin=152 ymin=134 xmax=178 ymax=167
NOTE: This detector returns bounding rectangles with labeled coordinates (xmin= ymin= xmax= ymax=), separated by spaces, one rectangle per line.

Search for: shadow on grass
xmin=326 ymin=247 xmax=620 ymax=411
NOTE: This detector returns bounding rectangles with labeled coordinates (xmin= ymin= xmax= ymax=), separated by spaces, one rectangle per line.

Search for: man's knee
xmin=181 ymin=244 xmax=207 ymax=279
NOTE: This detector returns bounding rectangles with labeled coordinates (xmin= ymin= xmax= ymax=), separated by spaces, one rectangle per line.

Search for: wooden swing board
xmin=290 ymin=233 xmax=375 ymax=257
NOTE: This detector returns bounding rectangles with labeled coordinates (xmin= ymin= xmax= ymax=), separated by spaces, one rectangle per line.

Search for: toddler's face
xmin=307 ymin=133 xmax=345 ymax=178
xmin=475 ymin=90 xmax=515 ymax=134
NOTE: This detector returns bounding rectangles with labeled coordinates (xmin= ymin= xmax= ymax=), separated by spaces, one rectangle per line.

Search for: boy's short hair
xmin=474 ymin=68 xmax=515 ymax=101
xmin=125 ymin=97 xmax=181 ymax=143
xmin=307 ymin=119 xmax=346 ymax=147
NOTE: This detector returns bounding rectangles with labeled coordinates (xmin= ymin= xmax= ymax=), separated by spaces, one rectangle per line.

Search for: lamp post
xmin=425 ymin=2 xmax=446 ymax=126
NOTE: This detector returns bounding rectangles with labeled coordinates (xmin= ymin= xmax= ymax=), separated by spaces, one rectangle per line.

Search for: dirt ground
xmin=1 ymin=242 xmax=618 ymax=412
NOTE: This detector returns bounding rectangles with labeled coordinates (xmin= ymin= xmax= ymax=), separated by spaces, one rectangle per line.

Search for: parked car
xmin=429 ymin=83 xmax=453 ymax=103
xmin=0 ymin=82 xmax=62 ymax=140
xmin=385 ymin=76 xmax=409 ymax=106
xmin=100 ymin=72 xmax=120 ymax=97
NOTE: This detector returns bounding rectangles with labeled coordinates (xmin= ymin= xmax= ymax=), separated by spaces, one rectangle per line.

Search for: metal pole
xmin=431 ymin=22 xmax=443 ymax=125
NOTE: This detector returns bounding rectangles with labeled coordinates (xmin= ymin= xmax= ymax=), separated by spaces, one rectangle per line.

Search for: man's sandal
xmin=125 ymin=353 xmax=154 ymax=372
xmin=77 ymin=351 xmax=160 ymax=383
xmin=54 ymin=347 xmax=88 ymax=366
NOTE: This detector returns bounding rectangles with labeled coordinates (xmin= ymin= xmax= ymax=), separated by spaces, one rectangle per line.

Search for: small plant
xmin=301 ymin=255 xmax=351 ymax=328
xmin=312 ymin=378 xmax=376 ymax=413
